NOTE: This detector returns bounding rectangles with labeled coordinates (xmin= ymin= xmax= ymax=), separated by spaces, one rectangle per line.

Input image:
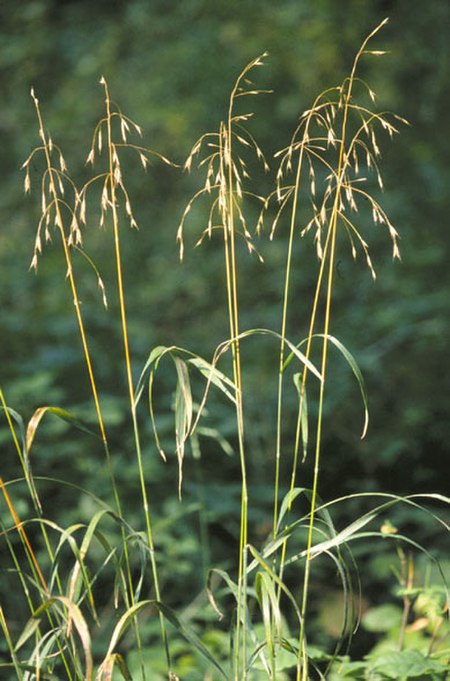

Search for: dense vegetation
xmin=0 ymin=2 xmax=449 ymax=679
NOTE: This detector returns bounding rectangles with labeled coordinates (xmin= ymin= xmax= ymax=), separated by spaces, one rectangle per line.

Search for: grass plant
xmin=0 ymin=19 xmax=448 ymax=681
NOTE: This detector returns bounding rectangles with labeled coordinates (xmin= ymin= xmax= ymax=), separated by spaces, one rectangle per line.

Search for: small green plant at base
xmin=0 ymin=17 xmax=448 ymax=681
xmin=328 ymin=548 xmax=450 ymax=679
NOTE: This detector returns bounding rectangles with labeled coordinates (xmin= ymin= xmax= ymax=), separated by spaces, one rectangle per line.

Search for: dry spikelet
xmin=79 ymin=196 xmax=87 ymax=225
xmin=120 ymin=117 xmax=129 ymax=142
xmin=392 ymin=241 xmax=401 ymax=260
xmin=34 ymin=233 xmax=42 ymax=254
xmin=59 ymin=153 xmax=67 ymax=173
xmin=98 ymin=276 xmax=108 ymax=309
xmin=24 ymin=171 xmax=31 ymax=194
xmin=113 ymin=165 xmax=122 ymax=185
xmin=101 ymin=185 xmax=108 ymax=212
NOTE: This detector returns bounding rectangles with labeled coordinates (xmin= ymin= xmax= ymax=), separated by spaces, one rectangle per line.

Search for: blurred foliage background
xmin=1 ymin=0 xmax=449 ymax=666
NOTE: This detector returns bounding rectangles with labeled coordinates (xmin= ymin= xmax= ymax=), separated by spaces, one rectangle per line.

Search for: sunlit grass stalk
xmin=270 ymin=116 xmax=314 ymax=681
xmin=28 ymin=93 xmax=139 ymax=620
xmin=27 ymin=92 xmax=127 ymax=542
xmin=29 ymin=92 xmax=107 ymax=450
xmin=178 ymin=54 xmax=269 ymax=678
xmin=297 ymin=211 xmax=337 ymax=681
xmin=272 ymin=87 xmax=332 ymax=530
xmin=296 ymin=22 xmax=390 ymax=679
xmin=100 ymin=79 xmax=171 ymax=675
xmin=26 ymin=92 xmax=140 ymax=673
xmin=220 ymin=107 xmax=248 ymax=681
xmin=271 ymin=92 xmax=343 ymax=640
xmin=218 ymin=55 xmax=269 ymax=677
xmin=273 ymin=149 xmax=303 ymax=537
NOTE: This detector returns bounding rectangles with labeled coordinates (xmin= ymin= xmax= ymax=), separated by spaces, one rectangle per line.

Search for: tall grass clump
xmin=0 ymin=18 xmax=448 ymax=681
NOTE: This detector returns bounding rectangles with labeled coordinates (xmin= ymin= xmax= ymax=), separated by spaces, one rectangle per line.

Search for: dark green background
xmin=0 ymin=0 xmax=449 ymax=668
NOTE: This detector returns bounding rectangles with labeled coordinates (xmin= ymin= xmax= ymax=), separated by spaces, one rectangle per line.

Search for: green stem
xmin=296 ymin=23 xmax=382 ymax=671
xmin=32 ymin=93 xmax=138 ymax=632
xmin=102 ymin=80 xmax=171 ymax=677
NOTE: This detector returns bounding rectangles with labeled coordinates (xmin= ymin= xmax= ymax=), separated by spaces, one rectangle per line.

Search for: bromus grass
xmin=266 ymin=20 xmax=405 ymax=678
xmin=0 ymin=18 xmax=448 ymax=681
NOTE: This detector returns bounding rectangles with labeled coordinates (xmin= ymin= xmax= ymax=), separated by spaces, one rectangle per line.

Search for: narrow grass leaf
xmin=156 ymin=601 xmax=228 ymax=678
xmin=0 ymin=405 xmax=26 ymax=452
xmin=68 ymin=509 xmax=115 ymax=616
xmin=104 ymin=600 xmax=227 ymax=679
xmin=293 ymin=374 xmax=308 ymax=460
xmin=0 ymin=662 xmax=54 ymax=679
xmin=134 ymin=345 xmax=175 ymax=407
xmin=103 ymin=601 xmax=157 ymax=657
xmin=263 ymin=329 xmax=323 ymax=382
xmin=0 ymin=401 xmax=43 ymax=510
xmin=26 ymin=406 xmax=98 ymax=454
xmin=97 ymin=653 xmax=132 ymax=681
xmin=188 ymin=356 xmax=237 ymax=404
xmin=174 ymin=356 xmax=192 ymax=497
xmin=285 ymin=334 xmax=368 ymax=437
xmin=207 ymin=568 xmax=240 ymax=619
xmin=137 ymin=346 xmax=239 ymax=476
xmin=315 ymin=334 xmax=369 ymax=438
xmin=14 ymin=616 xmax=41 ymax=652
xmin=196 ymin=426 xmax=234 ymax=456
xmin=247 ymin=530 xmax=301 ymax=573
xmin=286 ymin=513 xmax=377 ymax=564
xmin=123 ymin=530 xmax=151 ymax=603
xmin=34 ymin=596 xmax=92 ymax=680
xmin=255 ymin=571 xmax=281 ymax=658
xmin=277 ymin=487 xmax=310 ymax=534
xmin=247 ymin=546 xmax=302 ymax=625
xmin=218 ymin=328 xmax=322 ymax=382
